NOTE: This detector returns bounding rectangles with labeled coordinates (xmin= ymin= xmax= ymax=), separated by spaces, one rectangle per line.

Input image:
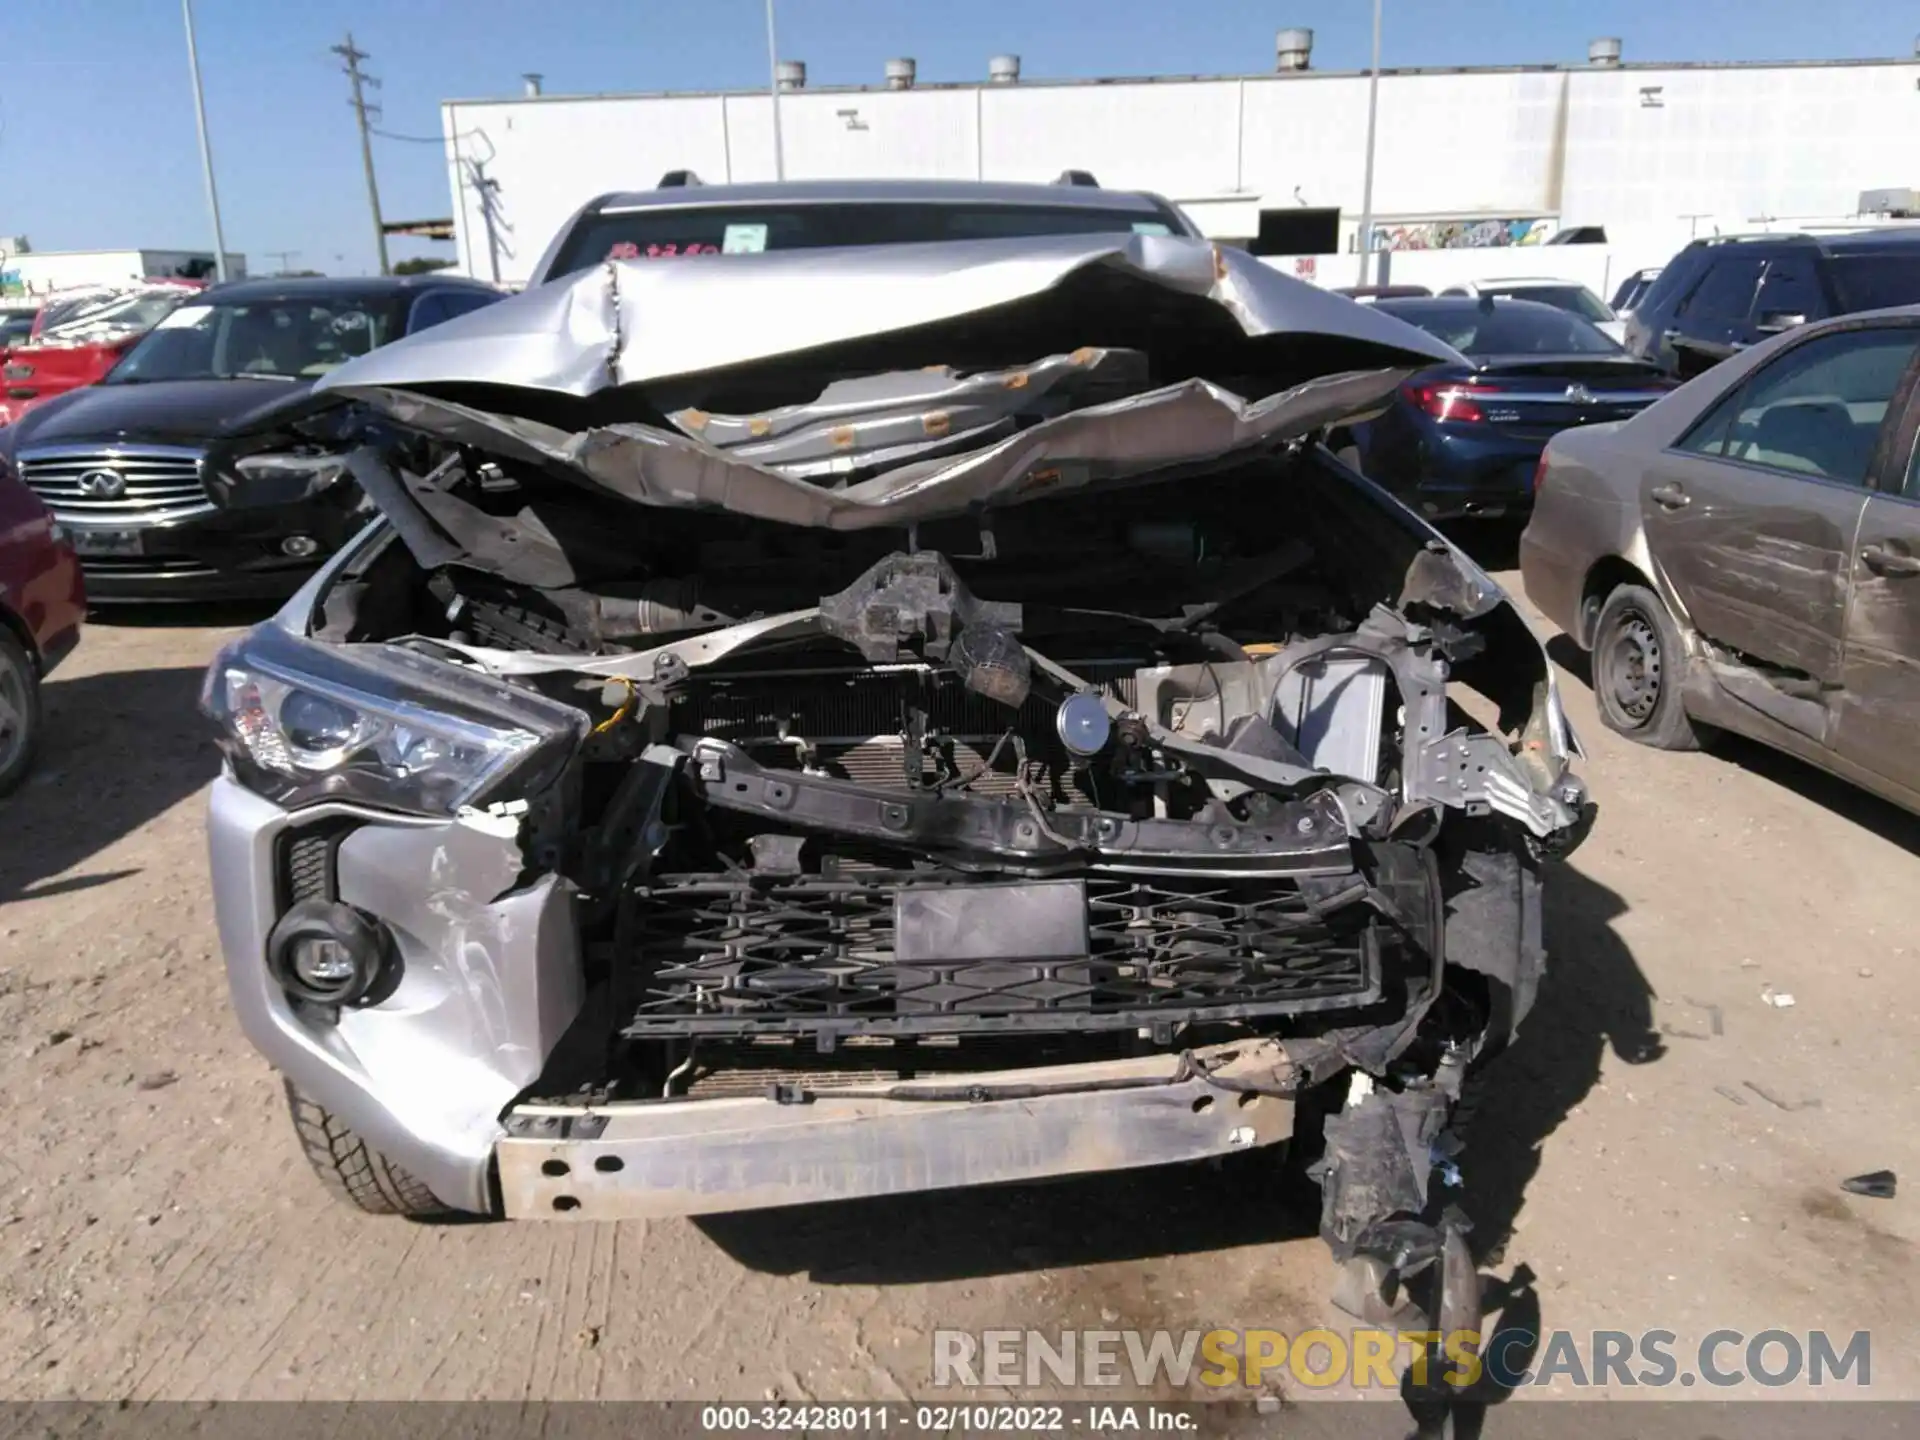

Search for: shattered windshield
xmin=107 ymin=295 xmax=409 ymax=383
xmin=545 ymin=202 xmax=1179 ymax=279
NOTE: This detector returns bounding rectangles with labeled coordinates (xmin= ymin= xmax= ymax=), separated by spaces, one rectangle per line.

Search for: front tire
xmin=284 ymin=1081 xmax=451 ymax=1217
xmin=0 ymin=629 xmax=42 ymax=798
xmin=1591 ymin=583 xmax=1702 ymax=750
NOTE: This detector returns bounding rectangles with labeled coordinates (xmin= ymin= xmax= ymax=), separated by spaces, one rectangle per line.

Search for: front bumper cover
xmin=207 ymin=777 xmax=584 ymax=1212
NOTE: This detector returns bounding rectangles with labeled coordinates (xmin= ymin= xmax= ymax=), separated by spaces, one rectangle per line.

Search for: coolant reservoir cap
xmin=1056 ymin=692 xmax=1112 ymax=757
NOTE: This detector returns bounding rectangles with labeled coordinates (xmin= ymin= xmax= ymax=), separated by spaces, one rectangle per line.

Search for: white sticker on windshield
xmin=722 ymin=223 xmax=769 ymax=254
xmin=157 ymin=304 xmax=213 ymax=329
xmin=1131 ymin=221 xmax=1173 ymax=236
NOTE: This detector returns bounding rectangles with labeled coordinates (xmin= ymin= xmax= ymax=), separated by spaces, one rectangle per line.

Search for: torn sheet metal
xmin=672 ymin=347 xmax=1148 ymax=480
xmin=317 ymin=233 xmax=1463 ymax=536
xmin=320 ymin=232 xmax=1462 ymax=398
xmin=340 ymin=367 xmax=1423 ymax=533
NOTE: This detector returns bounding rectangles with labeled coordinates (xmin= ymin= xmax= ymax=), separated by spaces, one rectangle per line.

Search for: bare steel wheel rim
xmin=0 ymin=656 xmax=27 ymax=774
xmin=1605 ymin=609 xmax=1662 ymax=724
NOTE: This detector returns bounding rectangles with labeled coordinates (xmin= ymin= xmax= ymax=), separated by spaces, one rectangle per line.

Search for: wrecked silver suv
xmin=202 ymin=233 xmax=1592 ymax=1322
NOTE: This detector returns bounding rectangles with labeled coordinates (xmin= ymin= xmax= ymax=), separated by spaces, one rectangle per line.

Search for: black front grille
xmin=273 ymin=822 xmax=355 ymax=913
xmin=284 ymin=833 xmax=336 ymax=903
xmin=620 ymin=870 xmax=1378 ymax=1039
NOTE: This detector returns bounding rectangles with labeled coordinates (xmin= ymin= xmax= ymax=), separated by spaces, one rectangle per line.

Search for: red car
xmin=0 ymin=282 xmax=203 ymax=429
xmin=0 ymin=460 xmax=85 ymax=794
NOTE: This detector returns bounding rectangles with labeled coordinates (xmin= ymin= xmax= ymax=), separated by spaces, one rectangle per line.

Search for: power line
xmin=331 ymin=32 xmax=389 ymax=276
xmin=370 ymin=125 xmax=486 ymax=146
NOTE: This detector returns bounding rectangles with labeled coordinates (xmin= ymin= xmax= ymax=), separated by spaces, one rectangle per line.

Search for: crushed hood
xmin=319 ymin=233 xmax=1463 ymax=533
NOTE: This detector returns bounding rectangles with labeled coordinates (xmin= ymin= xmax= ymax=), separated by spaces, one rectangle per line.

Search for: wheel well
xmin=1578 ymin=557 xmax=1653 ymax=649
xmin=0 ymin=604 xmax=38 ymax=675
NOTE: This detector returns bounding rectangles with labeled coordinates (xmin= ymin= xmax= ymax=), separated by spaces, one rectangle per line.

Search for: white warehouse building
xmin=437 ymin=32 xmax=1920 ymax=292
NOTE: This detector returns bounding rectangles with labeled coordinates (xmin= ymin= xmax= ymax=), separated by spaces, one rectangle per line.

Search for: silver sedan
xmin=1521 ymin=305 xmax=1920 ymax=812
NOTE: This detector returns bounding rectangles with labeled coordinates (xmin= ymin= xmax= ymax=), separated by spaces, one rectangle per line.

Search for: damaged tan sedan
xmin=201 ymin=231 xmax=1593 ymax=1328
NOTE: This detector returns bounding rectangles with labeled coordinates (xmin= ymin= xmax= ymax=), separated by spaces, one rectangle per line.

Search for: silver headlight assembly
xmin=201 ymin=624 xmax=586 ymax=815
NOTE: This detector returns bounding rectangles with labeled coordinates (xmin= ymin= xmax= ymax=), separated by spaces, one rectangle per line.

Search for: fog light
xmin=266 ymin=899 xmax=390 ymax=1006
xmin=281 ymin=534 xmax=320 ymax=558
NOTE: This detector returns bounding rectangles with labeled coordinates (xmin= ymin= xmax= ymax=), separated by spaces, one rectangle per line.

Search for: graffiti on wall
xmin=1366 ymin=217 xmax=1553 ymax=251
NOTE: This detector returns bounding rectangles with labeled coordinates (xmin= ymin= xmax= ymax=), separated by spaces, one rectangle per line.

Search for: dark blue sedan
xmin=1332 ymin=297 xmax=1673 ymax=520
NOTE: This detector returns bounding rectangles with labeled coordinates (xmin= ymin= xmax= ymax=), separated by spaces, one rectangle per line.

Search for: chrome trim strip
xmin=1469 ymin=389 xmax=1668 ymax=406
xmin=53 ymin=504 xmax=219 ymax=527
xmin=16 ymin=442 xmax=206 ymax=464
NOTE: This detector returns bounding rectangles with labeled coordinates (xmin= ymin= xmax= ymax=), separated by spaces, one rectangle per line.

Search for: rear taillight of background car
xmin=1402 ymin=381 xmax=1498 ymax=424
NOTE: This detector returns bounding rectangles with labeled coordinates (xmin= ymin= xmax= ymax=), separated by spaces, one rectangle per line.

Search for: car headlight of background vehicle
xmin=232 ymin=451 xmax=354 ymax=503
xmin=201 ymin=623 xmax=586 ymax=815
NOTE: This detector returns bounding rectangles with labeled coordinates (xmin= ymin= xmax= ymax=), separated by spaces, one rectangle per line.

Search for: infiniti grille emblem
xmin=76 ymin=469 xmax=128 ymax=500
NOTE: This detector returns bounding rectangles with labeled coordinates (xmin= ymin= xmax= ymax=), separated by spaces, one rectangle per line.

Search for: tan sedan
xmin=1521 ymin=307 xmax=1920 ymax=812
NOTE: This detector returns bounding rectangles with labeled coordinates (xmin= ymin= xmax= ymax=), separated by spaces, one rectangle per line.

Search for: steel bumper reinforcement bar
xmin=497 ymin=1039 xmax=1297 ymax=1220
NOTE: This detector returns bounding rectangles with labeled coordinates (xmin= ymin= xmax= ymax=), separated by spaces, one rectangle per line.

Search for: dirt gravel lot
xmin=0 ymin=563 xmax=1914 ymax=1408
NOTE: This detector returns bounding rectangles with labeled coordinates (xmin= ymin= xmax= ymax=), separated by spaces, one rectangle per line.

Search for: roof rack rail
xmin=1053 ymin=169 xmax=1100 ymax=188
xmin=1697 ymin=232 xmax=1811 ymax=245
xmin=657 ymin=169 xmax=704 ymax=188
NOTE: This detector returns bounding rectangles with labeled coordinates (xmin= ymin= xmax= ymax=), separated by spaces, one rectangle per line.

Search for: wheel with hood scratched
xmin=283 ymin=1080 xmax=452 ymax=1218
xmin=1590 ymin=583 xmax=1703 ymax=751
xmin=0 ymin=628 xmax=42 ymax=799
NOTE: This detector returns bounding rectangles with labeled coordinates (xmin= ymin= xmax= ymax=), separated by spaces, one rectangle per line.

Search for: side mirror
xmin=1757 ymin=311 xmax=1807 ymax=334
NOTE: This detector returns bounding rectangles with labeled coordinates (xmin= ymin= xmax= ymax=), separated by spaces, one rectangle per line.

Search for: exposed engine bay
xmin=219 ymin=235 xmax=1596 ymax=1328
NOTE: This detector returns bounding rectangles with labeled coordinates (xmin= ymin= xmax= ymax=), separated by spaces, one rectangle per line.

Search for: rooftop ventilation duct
xmin=885 ymin=57 xmax=916 ymax=90
xmin=1275 ymin=28 xmax=1313 ymax=72
xmin=775 ymin=60 xmax=806 ymax=91
xmin=988 ymin=54 xmax=1021 ymax=84
xmin=1588 ymin=37 xmax=1622 ymax=67
xmin=521 ymin=73 xmax=543 ymax=97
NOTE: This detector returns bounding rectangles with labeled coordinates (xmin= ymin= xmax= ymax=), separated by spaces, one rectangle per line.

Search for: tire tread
xmin=0 ymin=628 xmax=42 ymax=799
xmin=283 ymin=1080 xmax=447 ymax=1217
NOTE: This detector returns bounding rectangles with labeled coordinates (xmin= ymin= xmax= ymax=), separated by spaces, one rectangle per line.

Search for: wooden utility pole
xmin=332 ymin=33 xmax=390 ymax=275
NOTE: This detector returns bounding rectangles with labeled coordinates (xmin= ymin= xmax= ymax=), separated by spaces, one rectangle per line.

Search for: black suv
xmin=525 ymin=175 xmax=1201 ymax=285
xmin=1624 ymin=228 xmax=1920 ymax=378
xmin=0 ymin=275 xmax=502 ymax=601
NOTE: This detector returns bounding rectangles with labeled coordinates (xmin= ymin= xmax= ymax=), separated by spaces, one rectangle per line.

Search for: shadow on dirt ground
xmin=699 ymin=1135 xmax=1322 ymax=1287
xmin=1458 ymin=858 xmax=1661 ymax=1266
xmin=1404 ymin=858 xmax=1654 ymax=1436
xmin=0 ymin=664 xmax=216 ymax=903
xmin=1705 ymin=733 xmax=1920 ymax=856
xmin=700 ymin=862 xmax=1654 ymax=1303
xmin=86 ymin=600 xmax=273 ymax=629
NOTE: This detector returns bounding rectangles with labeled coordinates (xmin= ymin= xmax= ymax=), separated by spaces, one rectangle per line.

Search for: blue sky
xmin=1 ymin=0 xmax=1907 ymax=274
